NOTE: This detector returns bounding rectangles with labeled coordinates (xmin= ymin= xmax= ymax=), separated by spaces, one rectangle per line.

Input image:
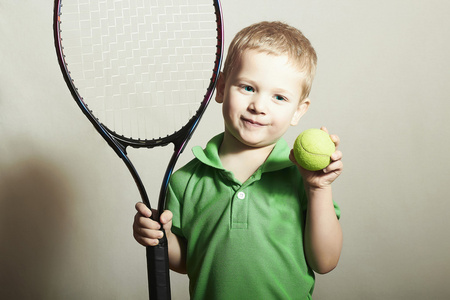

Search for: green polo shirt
xmin=167 ymin=133 xmax=340 ymax=300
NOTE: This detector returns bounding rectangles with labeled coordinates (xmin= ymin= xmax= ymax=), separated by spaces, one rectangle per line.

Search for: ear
xmin=290 ymin=98 xmax=310 ymax=126
xmin=215 ymin=72 xmax=225 ymax=104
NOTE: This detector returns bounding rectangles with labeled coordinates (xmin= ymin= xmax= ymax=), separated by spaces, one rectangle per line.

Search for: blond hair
xmin=222 ymin=21 xmax=317 ymax=101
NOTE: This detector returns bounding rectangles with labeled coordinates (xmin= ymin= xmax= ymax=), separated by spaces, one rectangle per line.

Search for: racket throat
xmin=156 ymin=148 xmax=183 ymax=217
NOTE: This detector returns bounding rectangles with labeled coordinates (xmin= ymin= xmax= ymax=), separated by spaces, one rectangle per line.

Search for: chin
xmin=241 ymin=138 xmax=278 ymax=149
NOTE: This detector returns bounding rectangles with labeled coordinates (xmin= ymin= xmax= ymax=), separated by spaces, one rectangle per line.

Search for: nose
xmin=248 ymin=94 xmax=266 ymax=114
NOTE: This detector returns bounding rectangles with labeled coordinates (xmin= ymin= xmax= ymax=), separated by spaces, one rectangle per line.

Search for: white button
xmin=237 ymin=192 xmax=245 ymax=199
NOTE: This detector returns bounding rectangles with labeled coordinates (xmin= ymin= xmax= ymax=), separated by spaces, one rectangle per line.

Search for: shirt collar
xmin=192 ymin=133 xmax=294 ymax=173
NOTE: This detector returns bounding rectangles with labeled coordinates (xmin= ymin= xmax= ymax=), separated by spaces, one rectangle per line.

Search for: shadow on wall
xmin=0 ymin=155 xmax=73 ymax=299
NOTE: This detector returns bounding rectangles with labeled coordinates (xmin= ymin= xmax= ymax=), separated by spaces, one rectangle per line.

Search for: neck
xmin=218 ymin=132 xmax=276 ymax=183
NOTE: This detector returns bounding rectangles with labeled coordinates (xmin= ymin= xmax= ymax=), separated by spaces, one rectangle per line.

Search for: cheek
xmin=289 ymin=111 xmax=300 ymax=126
xmin=222 ymin=94 xmax=241 ymax=115
xmin=273 ymin=110 xmax=298 ymax=129
xmin=221 ymin=99 xmax=236 ymax=124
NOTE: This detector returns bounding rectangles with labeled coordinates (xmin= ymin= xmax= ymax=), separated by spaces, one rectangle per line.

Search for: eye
xmin=274 ymin=95 xmax=286 ymax=101
xmin=243 ymin=85 xmax=255 ymax=93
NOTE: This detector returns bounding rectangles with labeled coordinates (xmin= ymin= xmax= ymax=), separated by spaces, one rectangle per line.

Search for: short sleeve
xmin=165 ymin=180 xmax=184 ymax=238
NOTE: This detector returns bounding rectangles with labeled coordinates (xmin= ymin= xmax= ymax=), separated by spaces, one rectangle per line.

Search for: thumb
xmin=160 ymin=210 xmax=173 ymax=231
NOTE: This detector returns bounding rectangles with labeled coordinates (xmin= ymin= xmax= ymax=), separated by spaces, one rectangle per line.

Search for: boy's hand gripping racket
xmin=53 ymin=0 xmax=223 ymax=299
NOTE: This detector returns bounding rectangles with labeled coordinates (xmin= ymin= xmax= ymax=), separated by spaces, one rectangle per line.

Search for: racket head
xmin=54 ymin=0 xmax=223 ymax=149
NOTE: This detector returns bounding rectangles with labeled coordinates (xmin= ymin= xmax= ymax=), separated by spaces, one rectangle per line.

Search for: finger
xmin=135 ymin=202 xmax=152 ymax=218
xmin=134 ymin=212 xmax=161 ymax=230
xmin=133 ymin=232 xmax=162 ymax=247
xmin=330 ymin=134 xmax=340 ymax=148
xmin=324 ymin=159 xmax=343 ymax=174
xmin=320 ymin=127 xmax=340 ymax=148
xmin=132 ymin=219 xmax=164 ymax=246
xmin=289 ymin=149 xmax=297 ymax=165
xmin=330 ymin=150 xmax=343 ymax=162
xmin=133 ymin=221 xmax=163 ymax=238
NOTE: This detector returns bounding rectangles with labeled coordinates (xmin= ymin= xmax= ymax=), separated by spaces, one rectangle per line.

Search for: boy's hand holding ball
xmin=291 ymin=127 xmax=343 ymax=188
xmin=293 ymin=128 xmax=335 ymax=171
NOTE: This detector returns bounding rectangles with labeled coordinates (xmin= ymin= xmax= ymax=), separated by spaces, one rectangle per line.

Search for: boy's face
xmin=216 ymin=50 xmax=310 ymax=149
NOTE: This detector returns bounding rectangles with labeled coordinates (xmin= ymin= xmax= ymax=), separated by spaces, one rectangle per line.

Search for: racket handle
xmin=146 ymin=229 xmax=171 ymax=300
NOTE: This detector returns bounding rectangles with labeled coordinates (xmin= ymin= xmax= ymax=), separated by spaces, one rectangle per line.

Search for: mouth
xmin=241 ymin=117 xmax=265 ymax=127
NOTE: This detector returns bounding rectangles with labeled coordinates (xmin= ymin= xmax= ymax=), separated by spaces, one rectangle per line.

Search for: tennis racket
xmin=53 ymin=0 xmax=223 ymax=299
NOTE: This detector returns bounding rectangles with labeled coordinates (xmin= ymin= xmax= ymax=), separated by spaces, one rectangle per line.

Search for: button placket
xmin=231 ymin=189 xmax=248 ymax=229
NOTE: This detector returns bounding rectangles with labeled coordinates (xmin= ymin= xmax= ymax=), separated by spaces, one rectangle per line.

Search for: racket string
xmin=59 ymin=0 xmax=219 ymax=141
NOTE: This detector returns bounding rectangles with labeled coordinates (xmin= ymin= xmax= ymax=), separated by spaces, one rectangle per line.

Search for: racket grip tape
xmin=146 ymin=229 xmax=171 ymax=300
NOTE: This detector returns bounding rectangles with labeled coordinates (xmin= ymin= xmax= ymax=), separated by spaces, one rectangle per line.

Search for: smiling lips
xmin=241 ymin=116 xmax=266 ymax=127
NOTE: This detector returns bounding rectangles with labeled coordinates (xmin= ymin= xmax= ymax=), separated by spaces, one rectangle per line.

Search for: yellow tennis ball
xmin=293 ymin=128 xmax=335 ymax=171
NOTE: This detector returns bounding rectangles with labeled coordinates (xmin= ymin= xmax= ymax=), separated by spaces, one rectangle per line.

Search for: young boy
xmin=133 ymin=21 xmax=343 ymax=299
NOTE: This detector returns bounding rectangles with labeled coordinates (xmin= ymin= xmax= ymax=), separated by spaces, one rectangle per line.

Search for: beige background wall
xmin=1 ymin=0 xmax=449 ymax=299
